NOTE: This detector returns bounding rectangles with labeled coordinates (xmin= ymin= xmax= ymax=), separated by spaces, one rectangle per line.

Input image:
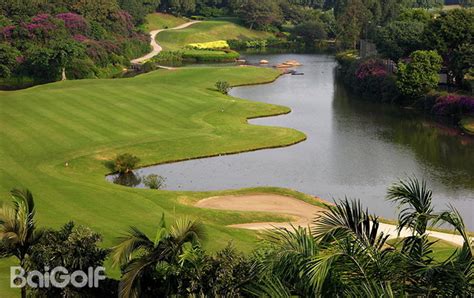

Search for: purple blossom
xmin=56 ymin=13 xmax=88 ymax=33
xmin=0 ymin=25 xmax=15 ymax=40
xmin=110 ymin=10 xmax=134 ymax=35
xmin=31 ymin=14 xmax=51 ymax=23
xmin=73 ymin=34 xmax=88 ymax=42
xmin=355 ymin=59 xmax=388 ymax=80
xmin=432 ymin=94 xmax=474 ymax=116
xmin=24 ymin=14 xmax=57 ymax=38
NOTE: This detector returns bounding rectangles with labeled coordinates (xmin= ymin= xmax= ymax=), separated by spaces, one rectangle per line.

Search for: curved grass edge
xmin=105 ymin=69 xmax=306 ymax=176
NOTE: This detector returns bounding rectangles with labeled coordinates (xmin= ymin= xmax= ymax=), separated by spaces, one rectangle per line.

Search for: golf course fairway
xmin=0 ymin=66 xmax=311 ymax=294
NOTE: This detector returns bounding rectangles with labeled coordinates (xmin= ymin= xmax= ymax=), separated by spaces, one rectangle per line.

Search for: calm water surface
xmin=110 ymin=54 xmax=474 ymax=228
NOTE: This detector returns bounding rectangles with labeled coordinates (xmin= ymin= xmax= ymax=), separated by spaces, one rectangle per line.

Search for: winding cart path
xmin=131 ymin=20 xmax=201 ymax=64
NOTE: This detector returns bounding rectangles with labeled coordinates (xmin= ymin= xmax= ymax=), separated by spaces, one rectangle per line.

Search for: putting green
xmin=0 ymin=66 xmax=309 ymax=294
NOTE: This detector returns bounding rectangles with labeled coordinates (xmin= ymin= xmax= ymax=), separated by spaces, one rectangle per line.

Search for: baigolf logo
xmin=11 ymin=266 xmax=106 ymax=289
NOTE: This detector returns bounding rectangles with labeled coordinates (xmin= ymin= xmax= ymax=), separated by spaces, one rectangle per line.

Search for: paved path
xmin=196 ymin=194 xmax=470 ymax=246
xmin=131 ymin=21 xmax=201 ymax=65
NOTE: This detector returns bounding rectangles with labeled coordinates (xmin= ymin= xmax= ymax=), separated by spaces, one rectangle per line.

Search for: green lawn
xmin=157 ymin=20 xmax=273 ymax=51
xmin=0 ymin=66 xmax=310 ymax=295
xmin=143 ymin=12 xmax=188 ymax=31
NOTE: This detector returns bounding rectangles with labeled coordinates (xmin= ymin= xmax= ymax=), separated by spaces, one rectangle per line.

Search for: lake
xmin=109 ymin=53 xmax=474 ymax=228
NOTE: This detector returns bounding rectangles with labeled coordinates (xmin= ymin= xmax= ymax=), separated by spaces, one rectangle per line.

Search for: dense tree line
xmin=0 ymin=0 xmax=150 ymax=86
xmin=1 ymin=178 xmax=472 ymax=297
xmin=1 ymin=0 xmax=472 ymax=86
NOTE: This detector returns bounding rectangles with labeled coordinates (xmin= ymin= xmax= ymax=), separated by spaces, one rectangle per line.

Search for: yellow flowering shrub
xmin=186 ymin=40 xmax=230 ymax=50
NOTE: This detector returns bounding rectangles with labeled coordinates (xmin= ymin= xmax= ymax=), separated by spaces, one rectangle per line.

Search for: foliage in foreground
xmin=1 ymin=177 xmax=472 ymax=297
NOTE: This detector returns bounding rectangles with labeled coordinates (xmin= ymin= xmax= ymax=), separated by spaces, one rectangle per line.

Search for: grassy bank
xmin=157 ymin=20 xmax=272 ymax=51
xmin=0 ymin=66 xmax=307 ymax=294
xmin=143 ymin=12 xmax=188 ymax=31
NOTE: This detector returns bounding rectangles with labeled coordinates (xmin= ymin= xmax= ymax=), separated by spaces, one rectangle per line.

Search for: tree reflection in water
xmin=113 ymin=172 xmax=141 ymax=187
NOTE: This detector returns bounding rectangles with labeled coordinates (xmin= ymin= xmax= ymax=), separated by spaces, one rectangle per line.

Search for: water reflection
xmin=112 ymin=173 xmax=142 ymax=187
xmin=331 ymin=83 xmax=474 ymax=191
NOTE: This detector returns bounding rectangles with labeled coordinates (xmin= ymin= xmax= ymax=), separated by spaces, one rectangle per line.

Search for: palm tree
xmin=248 ymin=225 xmax=320 ymax=296
xmin=112 ymin=214 xmax=205 ymax=298
xmin=387 ymin=177 xmax=435 ymax=236
xmin=249 ymin=199 xmax=398 ymax=297
xmin=387 ymin=177 xmax=473 ymax=295
xmin=0 ymin=189 xmax=43 ymax=298
xmin=250 ymin=178 xmax=472 ymax=297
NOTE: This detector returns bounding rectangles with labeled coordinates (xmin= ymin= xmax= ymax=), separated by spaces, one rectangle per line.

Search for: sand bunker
xmin=195 ymin=194 xmax=467 ymax=246
xmin=195 ymin=194 xmax=326 ymax=230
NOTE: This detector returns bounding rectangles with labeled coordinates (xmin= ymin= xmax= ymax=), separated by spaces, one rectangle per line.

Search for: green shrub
xmin=152 ymin=51 xmax=184 ymax=66
xmin=66 ymin=58 xmax=97 ymax=79
xmin=143 ymin=174 xmax=166 ymax=189
xmin=182 ymin=49 xmax=239 ymax=62
xmin=106 ymin=153 xmax=140 ymax=174
xmin=215 ymin=81 xmax=231 ymax=94
xmin=142 ymin=61 xmax=157 ymax=72
xmin=397 ymin=50 xmax=442 ymax=100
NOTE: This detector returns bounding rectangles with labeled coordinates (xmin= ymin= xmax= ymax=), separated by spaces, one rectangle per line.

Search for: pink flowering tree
xmin=355 ymin=59 xmax=388 ymax=80
xmin=56 ymin=13 xmax=89 ymax=35
xmin=433 ymin=95 xmax=474 ymax=117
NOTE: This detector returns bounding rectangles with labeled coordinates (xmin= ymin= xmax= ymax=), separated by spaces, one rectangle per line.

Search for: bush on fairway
xmin=182 ymin=49 xmax=240 ymax=62
xmin=107 ymin=153 xmax=140 ymax=174
xmin=215 ymin=81 xmax=231 ymax=94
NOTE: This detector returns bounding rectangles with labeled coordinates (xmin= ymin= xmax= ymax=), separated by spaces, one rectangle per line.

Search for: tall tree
xmin=336 ymin=0 xmax=371 ymax=49
xmin=374 ymin=20 xmax=427 ymax=61
xmin=424 ymin=9 xmax=474 ymax=86
xmin=237 ymin=0 xmax=284 ymax=30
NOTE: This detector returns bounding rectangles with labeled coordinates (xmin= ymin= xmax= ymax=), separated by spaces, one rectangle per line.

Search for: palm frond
xmin=313 ymin=198 xmax=390 ymax=250
xmin=153 ymin=213 xmax=168 ymax=246
xmin=434 ymin=205 xmax=472 ymax=253
xmin=305 ymin=252 xmax=343 ymax=294
xmin=0 ymin=205 xmax=18 ymax=242
xmin=111 ymin=226 xmax=154 ymax=267
xmin=347 ymin=280 xmax=397 ymax=298
xmin=169 ymin=217 xmax=205 ymax=246
xmin=259 ymin=225 xmax=319 ymax=293
xmin=119 ymin=256 xmax=156 ymax=298
xmin=10 ymin=189 xmax=37 ymax=244
xmin=386 ymin=177 xmax=434 ymax=235
xmin=244 ymin=273 xmax=291 ymax=298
